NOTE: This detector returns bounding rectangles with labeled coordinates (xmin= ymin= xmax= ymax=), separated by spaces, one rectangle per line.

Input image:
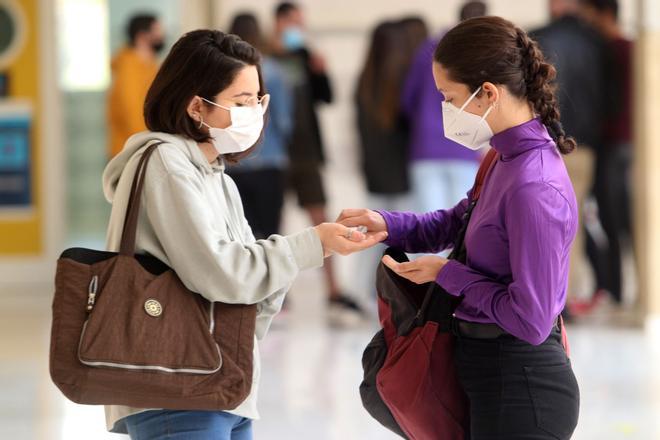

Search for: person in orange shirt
xmin=107 ymin=14 xmax=164 ymax=158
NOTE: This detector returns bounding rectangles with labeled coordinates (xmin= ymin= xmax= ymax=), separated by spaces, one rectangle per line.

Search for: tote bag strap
xmin=471 ymin=148 xmax=498 ymax=202
xmin=119 ymin=142 xmax=163 ymax=256
xmin=417 ymin=149 xmax=500 ymax=324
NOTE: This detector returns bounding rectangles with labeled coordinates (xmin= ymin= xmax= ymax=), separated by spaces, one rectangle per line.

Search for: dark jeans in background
xmin=228 ymin=167 xmax=286 ymax=240
xmin=590 ymin=145 xmax=633 ymax=302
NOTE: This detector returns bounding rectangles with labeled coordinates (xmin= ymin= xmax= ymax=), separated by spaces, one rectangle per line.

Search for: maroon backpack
xmin=360 ymin=150 xmax=498 ymax=439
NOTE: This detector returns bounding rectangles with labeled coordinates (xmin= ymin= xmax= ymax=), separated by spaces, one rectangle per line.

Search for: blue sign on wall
xmin=0 ymin=115 xmax=31 ymax=207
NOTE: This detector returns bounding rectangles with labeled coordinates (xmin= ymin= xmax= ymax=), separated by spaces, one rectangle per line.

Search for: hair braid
xmin=516 ymin=29 xmax=576 ymax=154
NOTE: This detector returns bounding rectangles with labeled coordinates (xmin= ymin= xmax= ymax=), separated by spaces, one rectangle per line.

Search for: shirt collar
xmin=489 ymin=118 xmax=554 ymax=159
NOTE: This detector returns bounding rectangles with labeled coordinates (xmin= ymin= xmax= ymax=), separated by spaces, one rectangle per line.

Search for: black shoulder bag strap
xmin=416 ymin=149 xmax=500 ymax=331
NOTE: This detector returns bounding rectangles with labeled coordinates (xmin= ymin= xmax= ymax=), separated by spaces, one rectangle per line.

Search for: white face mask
xmin=200 ymin=95 xmax=270 ymax=155
xmin=442 ymin=86 xmax=494 ymax=151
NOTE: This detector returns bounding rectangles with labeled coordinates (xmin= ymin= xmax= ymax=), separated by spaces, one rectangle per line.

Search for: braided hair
xmin=515 ymin=28 xmax=576 ymax=154
xmin=434 ymin=16 xmax=576 ymax=154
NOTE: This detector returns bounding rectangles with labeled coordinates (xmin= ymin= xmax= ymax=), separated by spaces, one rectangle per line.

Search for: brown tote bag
xmin=49 ymin=142 xmax=257 ymax=410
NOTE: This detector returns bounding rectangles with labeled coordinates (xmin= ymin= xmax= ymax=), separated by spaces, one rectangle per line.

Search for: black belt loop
xmin=450 ymin=316 xmax=461 ymax=337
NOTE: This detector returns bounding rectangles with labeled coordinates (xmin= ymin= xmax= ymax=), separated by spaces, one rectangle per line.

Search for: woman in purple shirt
xmin=340 ymin=17 xmax=580 ymax=439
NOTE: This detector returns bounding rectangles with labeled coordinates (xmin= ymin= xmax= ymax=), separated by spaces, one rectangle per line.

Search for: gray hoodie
xmin=102 ymin=131 xmax=323 ymax=432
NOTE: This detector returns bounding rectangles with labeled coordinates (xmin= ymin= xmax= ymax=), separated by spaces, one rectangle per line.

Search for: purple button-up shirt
xmin=379 ymin=118 xmax=577 ymax=345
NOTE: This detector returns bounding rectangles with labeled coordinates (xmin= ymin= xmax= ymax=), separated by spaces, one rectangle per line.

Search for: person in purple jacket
xmin=339 ymin=17 xmax=580 ymax=439
xmin=401 ymin=2 xmax=486 ymax=217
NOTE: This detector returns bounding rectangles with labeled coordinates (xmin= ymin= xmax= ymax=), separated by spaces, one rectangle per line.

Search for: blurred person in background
xmin=399 ymin=15 xmax=429 ymax=61
xmin=272 ymin=2 xmax=367 ymax=324
xmin=107 ymin=14 xmax=164 ymax=159
xmin=354 ymin=20 xmax=413 ymax=303
xmin=531 ymin=0 xmax=615 ymax=317
xmin=580 ymin=0 xmax=634 ymax=307
xmin=102 ymin=29 xmax=387 ymax=439
xmin=340 ymin=17 xmax=580 ymax=438
xmin=401 ymin=1 xmax=486 ymax=219
xmin=226 ymin=13 xmax=292 ymax=240
xmin=356 ymin=20 xmax=412 ymax=216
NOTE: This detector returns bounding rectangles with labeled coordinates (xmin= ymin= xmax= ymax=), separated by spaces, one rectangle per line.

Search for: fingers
xmin=334 ymin=224 xmax=366 ymax=242
xmin=336 ymin=209 xmax=368 ymax=223
xmin=320 ymin=222 xmax=388 ymax=257
xmin=381 ymin=255 xmax=399 ymax=271
xmin=362 ymin=231 xmax=388 ymax=246
xmin=381 ymin=256 xmax=430 ymax=284
xmin=381 ymin=255 xmax=418 ymax=273
xmin=347 ymin=231 xmax=387 ymax=250
xmin=338 ymin=215 xmax=371 ymax=228
xmin=346 ymin=229 xmax=367 ymax=242
xmin=335 ymin=231 xmax=388 ymax=255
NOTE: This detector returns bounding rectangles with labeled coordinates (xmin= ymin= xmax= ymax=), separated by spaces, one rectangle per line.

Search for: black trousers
xmin=227 ymin=168 xmax=285 ymax=240
xmin=591 ymin=146 xmax=632 ymax=302
xmin=454 ymin=328 xmax=580 ymax=439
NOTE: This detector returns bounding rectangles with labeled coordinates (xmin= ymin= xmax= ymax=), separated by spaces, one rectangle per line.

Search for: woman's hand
xmin=314 ymin=223 xmax=388 ymax=258
xmin=381 ymin=255 xmax=449 ymax=284
xmin=336 ymin=209 xmax=388 ymax=234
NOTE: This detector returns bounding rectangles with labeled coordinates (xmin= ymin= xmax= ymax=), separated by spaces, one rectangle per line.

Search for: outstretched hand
xmin=314 ymin=223 xmax=388 ymax=258
xmin=336 ymin=209 xmax=388 ymax=233
xmin=381 ymin=255 xmax=449 ymax=284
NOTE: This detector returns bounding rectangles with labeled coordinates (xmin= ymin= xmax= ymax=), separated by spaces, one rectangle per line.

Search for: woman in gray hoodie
xmin=101 ymin=29 xmax=387 ymax=439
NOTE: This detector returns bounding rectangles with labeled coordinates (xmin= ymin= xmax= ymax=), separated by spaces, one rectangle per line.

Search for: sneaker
xmin=567 ymin=299 xmax=593 ymax=318
xmin=327 ymin=294 xmax=366 ymax=328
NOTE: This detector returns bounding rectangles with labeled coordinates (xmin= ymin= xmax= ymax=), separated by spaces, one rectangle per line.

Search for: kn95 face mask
xmin=442 ymin=86 xmax=494 ymax=151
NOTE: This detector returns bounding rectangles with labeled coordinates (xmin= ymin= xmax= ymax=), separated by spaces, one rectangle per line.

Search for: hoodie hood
xmin=102 ymin=131 xmax=222 ymax=203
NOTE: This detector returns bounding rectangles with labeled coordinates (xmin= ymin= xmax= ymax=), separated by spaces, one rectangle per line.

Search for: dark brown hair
xmin=127 ymin=14 xmax=158 ymax=46
xmin=275 ymin=2 xmax=298 ymax=18
xmin=356 ymin=21 xmax=410 ymax=130
xmin=459 ymin=1 xmax=488 ymax=21
xmin=434 ymin=16 xmax=576 ymax=154
xmin=399 ymin=16 xmax=429 ymax=55
xmin=229 ymin=13 xmax=267 ymax=53
xmin=144 ymin=29 xmax=266 ymax=163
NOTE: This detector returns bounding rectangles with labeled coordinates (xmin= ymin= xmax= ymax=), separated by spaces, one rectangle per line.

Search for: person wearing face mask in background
xmin=102 ymin=30 xmax=387 ymax=439
xmin=271 ymin=2 xmax=368 ymax=325
xmin=107 ymin=14 xmax=165 ymax=159
xmin=225 ymin=13 xmax=293 ymax=242
xmin=339 ymin=17 xmax=580 ymax=438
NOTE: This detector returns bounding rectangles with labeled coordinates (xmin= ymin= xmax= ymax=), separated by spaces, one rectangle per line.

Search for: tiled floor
xmin=1 ymin=271 xmax=659 ymax=440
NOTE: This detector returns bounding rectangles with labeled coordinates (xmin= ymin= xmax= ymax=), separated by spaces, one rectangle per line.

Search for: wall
xmin=634 ymin=0 xmax=660 ymax=330
xmin=1 ymin=0 xmax=42 ymax=255
xmin=0 ymin=0 xmax=64 ymax=285
xmin=65 ymin=0 xmax=181 ymax=247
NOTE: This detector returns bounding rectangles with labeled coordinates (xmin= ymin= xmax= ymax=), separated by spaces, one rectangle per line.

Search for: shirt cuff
xmin=374 ymin=210 xmax=405 ymax=248
xmin=285 ymin=227 xmax=324 ymax=271
xmin=436 ymin=259 xmax=469 ymax=297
